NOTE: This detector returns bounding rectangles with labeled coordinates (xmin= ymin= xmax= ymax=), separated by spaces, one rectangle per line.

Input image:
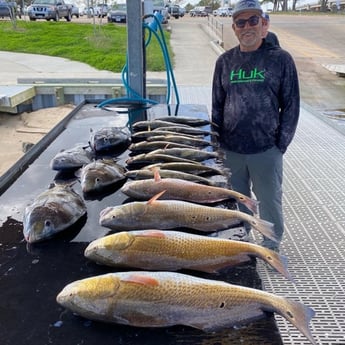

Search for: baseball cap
xmin=263 ymin=12 xmax=270 ymax=20
xmin=232 ymin=0 xmax=263 ymax=18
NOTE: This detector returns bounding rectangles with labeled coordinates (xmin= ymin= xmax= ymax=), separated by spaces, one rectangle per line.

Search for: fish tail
xmin=258 ymin=248 xmax=294 ymax=282
xmin=241 ymin=197 xmax=259 ymax=215
xmin=248 ymin=216 xmax=278 ymax=242
xmin=272 ymin=297 xmax=317 ymax=345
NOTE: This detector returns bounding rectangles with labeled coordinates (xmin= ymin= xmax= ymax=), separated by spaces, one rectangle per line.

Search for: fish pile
xmin=22 ymin=114 xmax=317 ymax=343
xmin=23 ymin=126 xmax=131 ymax=243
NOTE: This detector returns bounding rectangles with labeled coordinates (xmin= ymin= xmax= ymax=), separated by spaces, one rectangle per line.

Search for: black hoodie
xmin=212 ymin=40 xmax=299 ymax=154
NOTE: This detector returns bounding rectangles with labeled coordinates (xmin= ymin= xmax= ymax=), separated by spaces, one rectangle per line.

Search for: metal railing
xmin=207 ymin=15 xmax=224 ymax=47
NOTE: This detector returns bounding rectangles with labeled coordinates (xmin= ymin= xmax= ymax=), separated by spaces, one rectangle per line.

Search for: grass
xmin=0 ymin=20 xmax=172 ymax=72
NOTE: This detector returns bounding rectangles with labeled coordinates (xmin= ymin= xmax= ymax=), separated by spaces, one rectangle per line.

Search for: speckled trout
xmin=99 ymin=192 xmax=276 ymax=242
xmin=84 ymin=230 xmax=292 ymax=280
xmin=56 ymin=271 xmax=316 ymax=345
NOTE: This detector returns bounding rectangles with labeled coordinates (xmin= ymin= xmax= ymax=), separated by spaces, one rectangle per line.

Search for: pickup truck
xmin=27 ymin=0 xmax=72 ymax=21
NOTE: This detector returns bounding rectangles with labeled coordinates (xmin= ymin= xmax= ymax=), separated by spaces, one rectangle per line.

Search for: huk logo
xmin=229 ymin=68 xmax=265 ymax=83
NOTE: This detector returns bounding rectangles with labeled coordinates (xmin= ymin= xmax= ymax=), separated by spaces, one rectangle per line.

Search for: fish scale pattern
xmin=178 ymin=85 xmax=345 ymax=344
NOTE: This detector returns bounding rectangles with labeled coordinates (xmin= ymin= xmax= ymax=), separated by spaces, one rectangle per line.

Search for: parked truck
xmin=27 ymin=0 xmax=72 ymax=21
xmin=0 ymin=1 xmax=20 ymax=19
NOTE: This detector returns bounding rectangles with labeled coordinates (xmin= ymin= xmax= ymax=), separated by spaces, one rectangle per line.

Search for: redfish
xmin=84 ymin=230 xmax=292 ymax=280
xmin=99 ymin=192 xmax=276 ymax=242
xmin=56 ymin=271 xmax=316 ymax=345
xmin=120 ymin=171 xmax=258 ymax=214
xmin=23 ymin=184 xmax=86 ymax=243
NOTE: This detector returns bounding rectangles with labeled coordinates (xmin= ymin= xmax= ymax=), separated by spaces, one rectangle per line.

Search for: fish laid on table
xmin=99 ymin=192 xmax=276 ymax=241
xmin=50 ymin=144 xmax=93 ymax=171
xmin=132 ymin=119 xmax=193 ymax=131
xmin=23 ymin=184 xmax=86 ymax=243
xmin=125 ymin=169 xmax=222 ymax=186
xmin=144 ymin=162 xmax=225 ymax=176
xmin=156 ymin=116 xmax=216 ymax=127
xmin=147 ymin=148 xmax=218 ymax=162
xmin=129 ymin=140 xmax=198 ymax=153
xmin=128 ymin=140 xmax=196 ymax=153
xmin=132 ymin=130 xmax=204 ymax=141
xmin=84 ymin=230 xmax=291 ymax=280
xmin=146 ymin=134 xmax=212 ymax=147
xmin=152 ymin=126 xmax=217 ymax=137
xmin=76 ymin=159 xmax=127 ymax=194
xmin=56 ymin=271 xmax=316 ymax=345
xmin=89 ymin=126 xmax=131 ymax=152
xmin=126 ymin=153 xmax=198 ymax=166
xmin=121 ymin=170 xmax=258 ymax=214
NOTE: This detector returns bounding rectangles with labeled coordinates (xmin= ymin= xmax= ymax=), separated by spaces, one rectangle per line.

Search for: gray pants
xmin=223 ymin=146 xmax=283 ymax=249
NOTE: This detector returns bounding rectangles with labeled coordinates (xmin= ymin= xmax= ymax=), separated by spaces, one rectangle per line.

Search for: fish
xmin=129 ymin=140 xmax=197 ymax=153
xmin=126 ymin=153 xmax=199 ymax=166
xmin=146 ymin=134 xmax=212 ymax=147
xmin=89 ymin=126 xmax=131 ymax=152
xmin=99 ymin=192 xmax=276 ymax=242
xmin=76 ymin=159 xmax=127 ymax=194
xmin=56 ymin=271 xmax=317 ymax=345
xmin=120 ymin=171 xmax=258 ymax=214
xmin=132 ymin=119 xmax=193 ymax=131
xmin=156 ymin=116 xmax=216 ymax=127
xmin=152 ymin=126 xmax=216 ymax=137
xmin=132 ymin=130 xmax=204 ymax=141
xmin=50 ymin=144 xmax=93 ymax=171
xmin=84 ymin=230 xmax=292 ymax=280
xmin=23 ymin=183 xmax=87 ymax=243
xmin=143 ymin=162 xmax=225 ymax=176
xmin=148 ymin=148 xmax=219 ymax=162
xmin=125 ymin=169 xmax=222 ymax=186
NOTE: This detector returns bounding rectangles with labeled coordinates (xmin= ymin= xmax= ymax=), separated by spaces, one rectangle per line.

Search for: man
xmin=211 ymin=0 xmax=300 ymax=251
xmin=262 ymin=12 xmax=280 ymax=46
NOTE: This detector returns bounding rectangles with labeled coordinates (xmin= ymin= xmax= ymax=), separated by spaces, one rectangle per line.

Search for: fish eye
xmin=45 ymin=220 xmax=51 ymax=227
xmin=219 ymin=302 xmax=225 ymax=308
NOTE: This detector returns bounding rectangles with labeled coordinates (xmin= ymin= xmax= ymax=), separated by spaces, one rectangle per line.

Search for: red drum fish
xmin=99 ymin=192 xmax=276 ymax=242
xmin=120 ymin=170 xmax=258 ymax=214
xmin=84 ymin=230 xmax=292 ymax=280
xmin=56 ymin=271 xmax=316 ymax=345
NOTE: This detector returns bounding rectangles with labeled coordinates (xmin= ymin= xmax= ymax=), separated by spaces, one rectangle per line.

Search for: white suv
xmin=217 ymin=7 xmax=232 ymax=17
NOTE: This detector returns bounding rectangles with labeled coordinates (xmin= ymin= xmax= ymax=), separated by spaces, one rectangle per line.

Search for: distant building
xmin=296 ymin=0 xmax=345 ymax=11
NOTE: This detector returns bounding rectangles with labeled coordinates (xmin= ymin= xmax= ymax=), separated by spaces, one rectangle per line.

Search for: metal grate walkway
xmin=177 ymin=86 xmax=345 ymax=345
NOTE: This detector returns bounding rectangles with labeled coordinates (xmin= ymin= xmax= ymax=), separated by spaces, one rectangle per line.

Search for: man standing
xmin=211 ymin=0 xmax=300 ymax=251
xmin=262 ymin=12 xmax=280 ymax=46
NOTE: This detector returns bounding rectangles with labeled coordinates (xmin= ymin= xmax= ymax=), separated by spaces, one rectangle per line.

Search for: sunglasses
xmin=234 ymin=15 xmax=260 ymax=29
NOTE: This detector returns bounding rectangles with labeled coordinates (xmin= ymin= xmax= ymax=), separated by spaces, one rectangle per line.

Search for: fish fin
xmin=121 ymin=274 xmax=159 ymax=286
xmin=153 ymin=168 xmax=161 ymax=182
xmin=137 ymin=230 xmax=166 ymax=238
xmin=258 ymin=248 xmax=294 ymax=282
xmin=270 ymin=298 xmax=317 ymax=345
xmin=240 ymin=196 xmax=260 ymax=215
xmin=248 ymin=217 xmax=278 ymax=242
xmin=147 ymin=191 xmax=166 ymax=204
